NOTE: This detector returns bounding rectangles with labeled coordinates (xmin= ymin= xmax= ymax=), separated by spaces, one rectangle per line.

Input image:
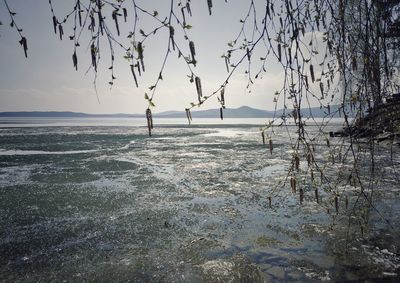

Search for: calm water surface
xmin=0 ymin=118 xmax=399 ymax=282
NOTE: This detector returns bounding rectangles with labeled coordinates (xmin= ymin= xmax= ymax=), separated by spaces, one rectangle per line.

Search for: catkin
xmin=185 ymin=108 xmax=192 ymax=125
xmin=305 ymin=75 xmax=309 ymax=90
xmin=58 ymin=24 xmax=64 ymax=40
xmin=146 ymin=108 xmax=153 ymax=136
xmin=189 ymin=41 xmax=196 ymax=63
xmin=220 ymin=87 xmax=225 ymax=107
xmin=300 ymin=188 xmax=304 ymax=204
xmin=186 ymin=2 xmax=192 ymax=16
xmin=310 ymin=64 xmax=315 ymax=82
xmin=112 ymin=10 xmax=120 ymax=36
xmin=138 ymin=42 xmax=145 ymax=72
xmin=52 ymin=16 xmax=57 ymax=34
xmin=278 ymin=44 xmax=281 ymax=62
xmin=90 ymin=43 xmax=97 ymax=71
xmin=72 ymin=51 xmax=78 ymax=70
xmin=207 ymin=0 xmax=213 ymax=15
xmin=320 ymin=82 xmax=324 ymax=98
xmin=130 ymin=64 xmax=138 ymax=87
xmin=170 ymin=26 xmax=175 ymax=50
xmin=195 ymin=76 xmax=202 ymax=103
xmin=290 ymin=177 xmax=297 ymax=193
xmin=294 ymin=155 xmax=300 ymax=170
xmin=225 ymin=57 xmax=229 ymax=72
xmin=123 ymin=8 xmax=127 ymax=22
xmin=20 ymin=37 xmax=28 ymax=58
xmin=269 ymin=139 xmax=273 ymax=155
xmin=78 ymin=1 xmax=82 ymax=26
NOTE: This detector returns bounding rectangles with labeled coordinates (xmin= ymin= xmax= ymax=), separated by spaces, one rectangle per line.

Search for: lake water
xmin=0 ymin=118 xmax=399 ymax=282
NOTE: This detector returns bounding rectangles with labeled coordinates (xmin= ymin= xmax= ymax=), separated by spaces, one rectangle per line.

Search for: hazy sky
xmin=0 ymin=1 xmax=286 ymax=114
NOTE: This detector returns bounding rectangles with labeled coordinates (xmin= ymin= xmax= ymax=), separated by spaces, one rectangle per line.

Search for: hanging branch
xmin=3 ymin=0 xmax=400 ymax=227
xmin=4 ymin=0 xmax=28 ymax=58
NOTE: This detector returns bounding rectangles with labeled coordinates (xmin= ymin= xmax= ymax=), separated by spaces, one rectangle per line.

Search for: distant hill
xmin=155 ymin=105 xmax=347 ymax=118
xmin=0 ymin=105 xmax=349 ymax=119
xmin=155 ymin=106 xmax=276 ymax=118
xmin=0 ymin=111 xmax=140 ymax=118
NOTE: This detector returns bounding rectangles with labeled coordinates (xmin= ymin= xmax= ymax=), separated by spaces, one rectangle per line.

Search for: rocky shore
xmin=330 ymin=94 xmax=400 ymax=145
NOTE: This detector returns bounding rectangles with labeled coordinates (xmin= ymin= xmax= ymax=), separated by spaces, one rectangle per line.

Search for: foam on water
xmin=0 ymin=149 xmax=98 ymax=156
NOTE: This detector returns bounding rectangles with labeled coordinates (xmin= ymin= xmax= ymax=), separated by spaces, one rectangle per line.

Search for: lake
xmin=0 ymin=117 xmax=399 ymax=282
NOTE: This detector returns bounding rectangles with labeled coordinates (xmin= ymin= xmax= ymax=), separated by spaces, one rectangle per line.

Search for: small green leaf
xmin=184 ymin=24 xmax=192 ymax=29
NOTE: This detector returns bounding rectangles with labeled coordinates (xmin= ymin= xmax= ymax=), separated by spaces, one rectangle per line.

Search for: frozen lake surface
xmin=0 ymin=118 xmax=399 ymax=282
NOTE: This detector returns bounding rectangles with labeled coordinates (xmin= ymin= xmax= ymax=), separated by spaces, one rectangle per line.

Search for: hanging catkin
xmin=189 ymin=41 xmax=196 ymax=63
xmin=300 ymin=188 xmax=304 ymax=204
xmin=130 ymin=64 xmax=138 ymax=87
xmin=138 ymin=42 xmax=145 ymax=72
xmin=146 ymin=108 xmax=153 ymax=136
xmin=220 ymin=87 xmax=225 ymax=107
xmin=52 ymin=16 xmax=57 ymax=34
xmin=185 ymin=108 xmax=192 ymax=125
xmin=269 ymin=139 xmax=273 ymax=155
xmin=207 ymin=0 xmax=213 ymax=15
xmin=278 ymin=44 xmax=282 ymax=62
xmin=90 ymin=43 xmax=97 ymax=71
xmin=310 ymin=64 xmax=315 ymax=82
xmin=195 ymin=76 xmax=202 ymax=103
xmin=294 ymin=155 xmax=300 ymax=170
xmin=112 ymin=10 xmax=120 ymax=36
xmin=77 ymin=1 xmax=82 ymax=26
xmin=290 ymin=177 xmax=297 ymax=193
xmin=72 ymin=51 xmax=78 ymax=71
xmin=170 ymin=26 xmax=175 ymax=50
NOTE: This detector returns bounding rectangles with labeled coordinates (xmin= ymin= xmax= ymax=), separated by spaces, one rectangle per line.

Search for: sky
xmin=0 ymin=0 xmax=286 ymax=114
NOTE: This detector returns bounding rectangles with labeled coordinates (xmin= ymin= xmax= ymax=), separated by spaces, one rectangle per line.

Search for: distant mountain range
xmin=0 ymin=111 xmax=135 ymax=118
xmin=0 ymin=105 xmax=347 ymax=119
